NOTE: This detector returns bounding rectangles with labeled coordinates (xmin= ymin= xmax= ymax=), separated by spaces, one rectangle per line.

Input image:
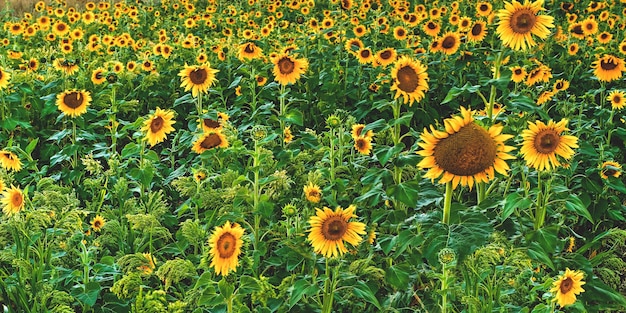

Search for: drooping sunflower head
xmin=519 ymin=119 xmax=579 ymax=171
xmin=550 ymin=268 xmax=585 ymax=307
xmin=607 ymin=90 xmax=626 ymax=110
xmin=141 ymin=107 xmax=176 ymax=147
xmin=390 ymin=56 xmax=429 ymax=106
xmin=192 ymin=130 xmax=229 ymax=154
xmin=0 ymin=67 xmax=12 ymax=90
xmin=592 ymin=54 xmax=626 ymax=82
xmin=303 ymin=182 xmax=322 ymax=203
xmin=271 ymin=53 xmax=309 ymax=85
xmin=307 ymin=205 xmax=367 ymax=258
xmin=600 ymin=161 xmax=621 ymax=179
xmin=495 ymin=0 xmax=555 ymax=51
xmin=417 ymin=107 xmax=516 ymax=190
xmin=208 ymin=221 xmax=245 ymax=276
xmin=0 ymin=150 xmax=22 ymax=172
xmin=56 ymin=89 xmax=92 ymax=118
xmin=178 ymin=63 xmax=220 ymax=98
xmin=90 ymin=215 xmax=106 ymax=232
xmin=2 ymin=185 xmax=25 ymax=216
xmin=238 ymin=42 xmax=263 ymax=60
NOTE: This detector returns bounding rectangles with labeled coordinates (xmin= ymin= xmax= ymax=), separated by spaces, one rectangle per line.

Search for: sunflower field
xmin=1 ymin=0 xmax=626 ymax=312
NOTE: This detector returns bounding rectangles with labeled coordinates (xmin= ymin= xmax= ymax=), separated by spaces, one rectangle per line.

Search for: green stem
xmin=322 ymin=258 xmax=338 ymax=313
xmin=487 ymin=51 xmax=503 ymax=121
xmin=71 ymin=119 xmax=78 ymax=169
xmin=443 ymin=181 xmax=452 ymax=225
xmin=279 ymin=84 xmax=287 ymax=147
xmin=196 ymin=92 xmax=203 ymax=117
xmin=441 ymin=263 xmax=449 ymax=313
xmin=110 ymin=85 xmax=118 ymax=155
xmin=477 ymin=182 xmax=486 ymax=204
xmin=534 ymin=171 xmax=545 ymax=230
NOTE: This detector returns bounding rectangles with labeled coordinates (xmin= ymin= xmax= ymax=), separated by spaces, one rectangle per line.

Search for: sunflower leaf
xmin=385 ymin=263 xmax=411 ymax=290
xmin=375 ymin=142 xmax=405 ymax=166
xmin=564 ymin=194 xmax=593 ymax=224
xmin=282 ymin=109 xmax=303 ymax=126
xmin=353 ymin=281 xmax=382 ymax=310
xmin=441 ymin=82 xmax=481 ymax=104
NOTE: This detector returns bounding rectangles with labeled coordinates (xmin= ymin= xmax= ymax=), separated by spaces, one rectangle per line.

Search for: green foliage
xmin=155 ymin=259 xmax=197 ymax=290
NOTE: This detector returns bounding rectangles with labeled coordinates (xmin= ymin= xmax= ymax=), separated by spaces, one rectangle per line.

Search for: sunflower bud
xmin=326 ymin=114 xmax=341 ymax=128
xmin=438 ymin=247 xmax=456 ymax=266
xmin=282 ymin=203 xmax=297 ymax=217
xmin=250 ymin=125 xmax=267 ymax=141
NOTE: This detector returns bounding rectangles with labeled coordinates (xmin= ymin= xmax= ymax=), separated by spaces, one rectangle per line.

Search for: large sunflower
xmin=495 ymin=0 xmax=554 ymax=51
xmin=550 ymin=268 xmax=585 ymax=307
xmin=192 ymin=131 xmax=229 ymax=154
xmin=591 ymin=54 xmax=626 ymax=82
xmin=179 ymin=63 xmax=219 ymax=98
xmin=390 ymin=56 xmax=429 ymax=106
xmin=0 ymin=150 xmax=22 ymax=172
xmin=519 ymin=119 xmax=579 ymax=171
xmin=208 ymin=221 xmax=244 ymax=276
xmin=2 ymin=185 xmax=25 ymax=216
xmin=307 ymin=205 xmax=366 ymax=258
xmin=271 ymin=53 xmax=309 ymax=85
xmin=142 ymin=107 xmax=176 ymax=147
xmin=417 ymin=107 xmax=515 ymax=190
xmin=56 ymin=89 xmax=92 ymax=118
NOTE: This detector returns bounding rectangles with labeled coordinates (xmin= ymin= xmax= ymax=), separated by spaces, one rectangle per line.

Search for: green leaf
xmin=25 ymin=138 xmax=39 ymax=154
xmin=604 ymin=176 xmax=626 ymax=194
xmin=353 ymin=281 xmax=382 ymax=310
xmin=218 ymin=278 xmax=234 ymax=299
xmin=283 ymin=109 xmax=303 ymax=126
xmin=526 ymin=226 xmax=558 ymax=253
xmin=48 ymin=128 xmax=72 ymax=142
xmin=502 ymin=192 xmax=532 ymax=220
xmin=385 ymin=263 xmax=411 ymax=290
xmin=390 ymin=112 xmax=414 ymax=126
xmin=390 ymin=179 xmax=420 ymax=208
xmin=375 ymin=142 xmax=405 ymax=166
xmin=239 ymin=276 xmax=261 ymax=295
xmin=565 ymin=194 xmax=593 ymax=224
xmin=173 ymin=93 xmax=195 ymax=107
xmin=441 ymin=83 xmax=481 ymax=104
xmin=526 ymin=241 xmax=555 ymax=270
xmin=121 ymin=142 xmax=141 ymax=159
xmin=72 ymin=281 xmax=101 ymax=307
xmin=288 ymin=279 xmax=319 ymax=308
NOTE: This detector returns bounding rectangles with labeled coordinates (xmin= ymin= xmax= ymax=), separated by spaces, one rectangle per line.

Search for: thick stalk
xmin=441 ymin=263 xmax=449 ymax=313
xmin=534 ymin=171 xmax=545 ymax=230
xmin=487 ymin=51 xmax=503 ymax=121
xmin=443 ymin=182 xmax=453 ymax=225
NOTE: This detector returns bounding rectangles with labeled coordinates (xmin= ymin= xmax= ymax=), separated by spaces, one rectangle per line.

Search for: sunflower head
xmin=2 ymin=185 xmax=25 ymax=216
xmin=91 ymin=215 xmax=106 ymax=232
xmin=307 ymin=205 xmax=367 ymax=258
xmin=495 ymin=0 xmax=555 ymax=51
xmin=179 ymin=63 xmax=220 ymax=98
xmin=600 ymin=161 xmax=621 ymax=179
xmin=208 ymin=221 xmax=245 ymax=276
xmin=519 ymin=119 xmax=579 ymax=171
xmin=271 ymin=53 xmax=309 ymax=85
xmin=303 ymin=182 xmax=322 ymax=203
xmin=550 ymin=268 xmax=585 ymax=307
xmin=0 ymin=67 xmax=12 ymax=90
xmin=607 ymin=90 xmax=626 ymax=110
xmin=142 ymin=107 xmax=176 ymax=147
xmin=56 ymin=89 xmax=92 ymax=118
xmin=390 ymin=56 xmax=429 ymax=106
xmin=0 ymin=150 xmax=22 ymax=172
xmin=192 ymin=130 xmax=229 ymax=154
xmin=592 ymin=54 xmax=626 ymax=82
xmin=417 ymin=107 xmax=515 ymax=190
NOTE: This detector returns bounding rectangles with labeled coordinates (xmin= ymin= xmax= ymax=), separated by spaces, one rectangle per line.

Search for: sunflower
xmin=476 ymin=2 xmax=492 ymax=16
xmin=550 ymin=268 xmax=585 ymax=307
xmin=581 ymin=17 xmax=598 ymax=36
xmin=0 ymin=67 xmax=11 ymax=90
xmin=351 ymin=124 xmax=374 ymax=140
xmin=536 ymin=90 xmax=555 ymax=105
xmin=271 ymin=53 xmax=309 ymax=86
xmin=56 ymin=89 xmax=92 ymax=118
xmin=375 ymin=48 xmax=397 ymax=67
xmin=600 ymin=161 xmax=621 ymax=179
xmin=607 ymin=90 xmax=626 ymax=110
xmin=2 ymin=185 xmax=25 ymax=216
xmin=53 ymin=59 xmax=79 ymax=76
xmin=284 ymin=126 xmax=294 ymax=144
xmin=597 ymin=32 xmax=612 ymax=44
xmin=423 ymin=20 xmax=440 ymax=37
xmin=619 ymin=41 xmax=626 ymax=55
xmin=417 ymin=107 xmax=515 ymax=190
xmin=393 ymin=26 xmax=408 ymax=40
xmin=192 ymin=131 xmax=229 ymax=154
xmin=591 ymin=54 xmax=626 ymax=82
xmin=208 ymin=221 xmax=244 ymax=276
xmin=200 ymin=112 xmax=229 ymax=133
xmin=495 ymin=0 xmax=554 ymax=51
xmin=345 ymin=38 xmax=364 ymax=54
xmin=467 ymin=21 xmax=488 ymax=43
xmin=142 ymin=107 xmax=176 ymax=147
xmin=439 ymin=32 xmax=461 ymax=55
xmin=52 ymin=21 xmax=70 ymax=36
xmin=179 ymin=63 xmax=219 ymax=98
xmin=355 ymin=48 xmax=374 ymax=64
xmin=553 ymin=79 xmax=570 ymax=92
xmin=354 ymin=137 xmax=372 ymax=155
xmin=0 ymin=150 xmax=22 ymax=172
xmin=238 ymin=42 xmax=263 ymax=60
xmin=510 ymin=66 xmax=527 ymax=83
xmin=90 ymin=215 xmax=105 ymax=232
xmin=390 ymin=56 xmax=429 ymax=106
xmin=519 ymin=119 xmax=579 ymax=171
xmin=307 ymin=205 xmax=366 ymax=258
xmin=303 ymin=182 xmax=322 ymax=203
xmin=91 ymin=68 xmax=107 ymax=85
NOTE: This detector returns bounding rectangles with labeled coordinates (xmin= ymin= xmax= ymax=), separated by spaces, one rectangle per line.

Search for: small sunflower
xmin=467 ymin=21 xmax=488 ymax=43
xmin=1 ymin=185 xmax=25 ymax=216
xmin=536 ymin=90 xmax=555 ymax=105
xmin=423 ymin=20 xmax=440 ymax=37
xmin=179 ymin=63 xmax=219 ymax=98
xmin=552 ymin=79 xmax=570 ymax=92
xmin=0 ymin=66 xmax=12 ymax=90
xmin=271 ymin=53 xmax=309 ymax=85
xmin=495 ymin=0 xmax=555 ymax=51
xmin=355 ymin=48 xmax=375 ymax=64
xmin=192 ymin=131 xmax=229 ymax=154
xmin=439 ymin=32 xmax=461 ymax=55
xmin=519 ymin=119 xmax=579 ymax=171
xmin=510 ymin=66 xmax=527 ymax=83
xmin=142 ymin=107 xmax=176 ymax=147
xmin=600 ymin=161 xmax=621 ymax=179
xmin=284 ymin=126 xmax=294 ymax=144
xmin=90 ymin=215 xmax=105 ymax=232
xmin=308 ymin=205 xmax=366 ymax=258
xmin=303 ymin=182 xmax=322 ymax=203
xmin=56 ymin=89 xmax=92 ymax=118
xmin=208 ymin=221 xmax=245 ymax=276
xmin=138 ymin=252 xmax=157 ymax=275
xmin=417 ymin=107 xmax=515 ymax=190
xmin=238 ymin=42 xmax=263 ymax=60
xmin=591 ymin=54 xmax=626 ymax=82
xmin=390 ymin=56 xmax=429 ymax=106
xmin=607 ymin=90 xmax=626 ymax=110
xmin=200 ymin=111 xmax=229 ymax=133
xmin=91 ymin=67 xmax=107 ymax=85
xmin=0 ymin=150 xmax=22 ymax=172
xmin=354 ymin=137 xmax=372 ymax=155
xmin=375 ymin=48 xmax=397 ymax=67
xmin=550 ymin=268 xmax=585 ymax=307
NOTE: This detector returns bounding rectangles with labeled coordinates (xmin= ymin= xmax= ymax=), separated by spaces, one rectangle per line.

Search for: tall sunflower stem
xmin=252 ymin=139 xmax=261 ymax=274
xmin=71 ymin=119 xmax=78 ymax=170
xmin=196 ymin=92 xmax=203 ymax=118
xmin=533 ymin=171 xmax=550 ymax=230
xmin=443 ymin=181 xmax=453 ymax=225
xmin=322 ymin=258 xmax=339 ymax=313
xmin=441 ymin=263 xmax=449 ymax=313
xmin=110 ymin=85 xmax=118 ymax=155
xmin=487 ymin=51 xmax=503 ymax=122
xmin=477 ymin=182 xmax=486 ymax=205
xmin=329 ymin=128 xmax=336 ymax=202
xmin=279 ymin=84 xmax=287 ymax=146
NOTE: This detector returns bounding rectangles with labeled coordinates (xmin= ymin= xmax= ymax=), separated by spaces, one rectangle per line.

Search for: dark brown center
xmin=442 ymin=36 xmax=456 ymax=49
xmin=189 ymin=67 xmax=208 ymax=84
xmin=321 ymin=216 xmax=348 ymax=241
xmin=534 ymin=129 xmax=560 ymax=154
xmin=600 ymin=59 xmax=617 ymax=71
xmin=200 ymin=133 xmax=222 ymax=149
xmin=217 ymin=232 xmax=236 ymax=258
xmin=396 ymin=65 xmax=419 ymax=92
xmin=278 ymin=57 xmax=295 ymax=75
xmin=150 ymin=116 xmax=164 ymax=132
xmin=560 ymin=277 xmax=573 ymax=294
xmin=203 ymin=118 xmax=220 ymax=129
xmin=471 ymin=23 xmax=483 ymax=36
xmin=63 ymin=92 xmax=85 ymax=109
xmin=433 ymin=123 xmax=497 ymax=176
xmin=510 ymin=10 xmax=536 ymax=34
